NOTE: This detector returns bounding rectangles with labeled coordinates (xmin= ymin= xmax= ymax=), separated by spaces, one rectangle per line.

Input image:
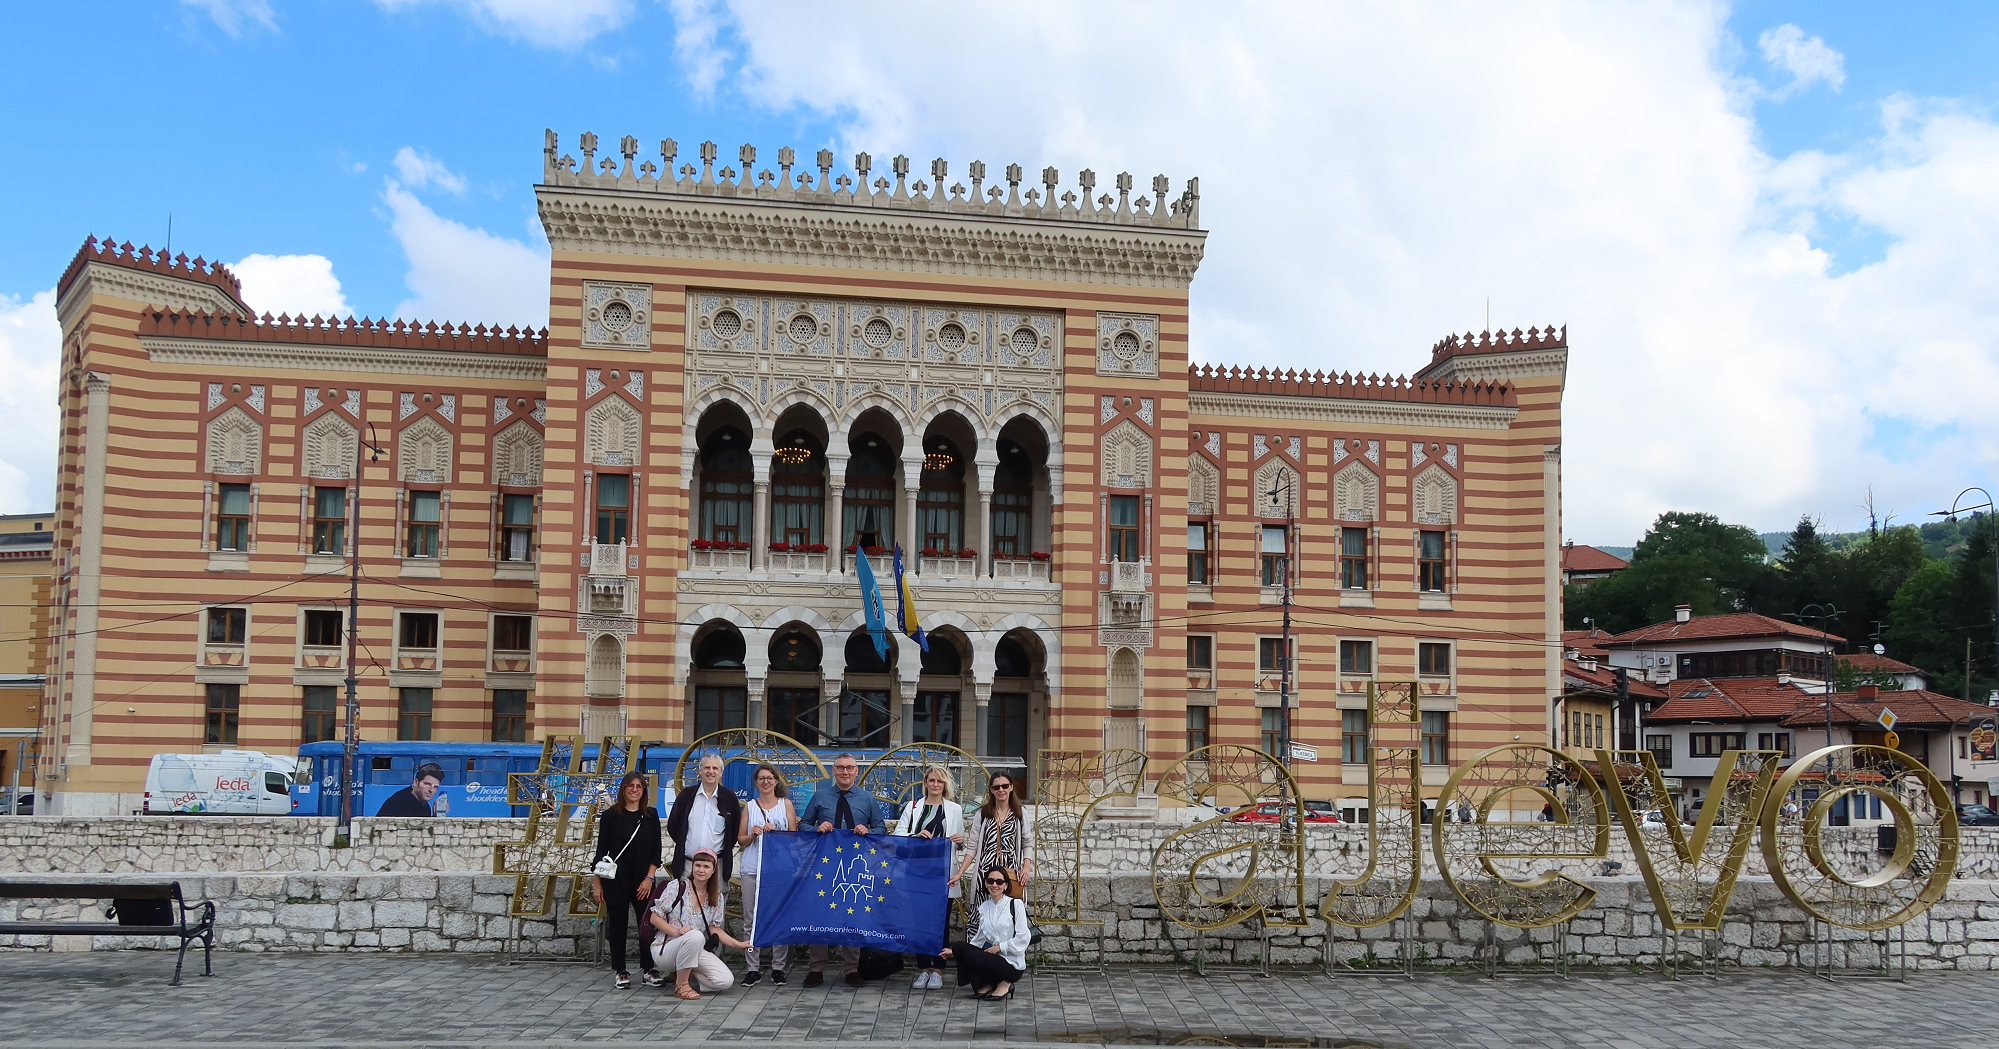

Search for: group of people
xmin=590 ymin=753 xmax=1034 ymax=1002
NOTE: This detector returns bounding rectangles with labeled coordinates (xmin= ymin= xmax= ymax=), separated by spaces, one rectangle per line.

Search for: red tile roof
xmin=1644 ymin=677 xmax=1815 ymax=722
xmin=1562 ymin=629 xmax=1612 ymax=659
xmin=1561 ymin=544 xmax=1629 ymax=573
xmin=1837 ymin=652 xmax=1926 ymax=676
xmin=1562 ymin=656 xmax=1666 ymax=699
xmin=1779 ymin=690 xmax=1995 ymax=730
xmin=1603 ymin=612 xmax=1843 ymax=647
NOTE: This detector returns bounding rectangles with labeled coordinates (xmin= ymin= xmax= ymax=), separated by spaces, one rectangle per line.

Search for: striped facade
xmin=37 ymin=135 xmax=1566 ymax=814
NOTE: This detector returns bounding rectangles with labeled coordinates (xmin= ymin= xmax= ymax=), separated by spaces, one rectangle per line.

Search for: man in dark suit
xmin=375 ymin=763 xmax=443 ymax=817
xmin=795 ymin=752 xmax=890 ymax=986
xmin=665 ymin=753 xmax=742 ymax=880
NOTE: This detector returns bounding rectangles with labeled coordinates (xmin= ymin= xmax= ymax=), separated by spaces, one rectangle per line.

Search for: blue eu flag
xmin=751 ymin=830 xmax=952 ymax=954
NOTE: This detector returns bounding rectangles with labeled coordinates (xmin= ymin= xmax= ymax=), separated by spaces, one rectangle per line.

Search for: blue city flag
xmin=892 ymin=544 xmax=929 ymax=652
xmin=751 ymin=830 xmax=952 ymax=954
xmin=853 ymin=545 xmax=891 ymax=661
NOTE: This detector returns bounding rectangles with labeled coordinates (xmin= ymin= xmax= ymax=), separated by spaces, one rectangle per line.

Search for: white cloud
xmin=1759 ymin=23 xmax=1846 ymax=98
xmin=392 ymin=147 xmax=468 ymax=195
xmin=0 ymin=292 xmax=60 ymax=513
xmin=667 ymin=0 xmax=731 ymax=95
xmin=372 ymin=0 xmax=632 ymax=49
xmin=230 ymin=254 xmax=353 ymax=318
xmin=382 ymin=182 xmax=549 ymax=328
xmin=661 ymin=2 xmax=1998 ymax=541
xmin=181 ymin=0 xmax=276 ymax=36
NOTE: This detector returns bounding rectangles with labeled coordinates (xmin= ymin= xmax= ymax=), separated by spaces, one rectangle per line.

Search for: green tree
xmin=1887 ymin=521 xmax=1996 ymax=700
xmin=1565 ymin=555 xmax=1731 ymax=634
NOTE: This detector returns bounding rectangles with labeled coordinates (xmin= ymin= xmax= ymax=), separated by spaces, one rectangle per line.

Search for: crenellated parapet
xmin=59 ymin=236 xmax=244 ymax=302
xmin=137 ymin=308 xmax=549 ymax=358
xmin=1188 ymin=364 xmax=1515 ymax=407
xmin=1416 ymin=325 xmax=1570 ymax=385
xmin=540 ymin=130 xmax=1202 ymax=230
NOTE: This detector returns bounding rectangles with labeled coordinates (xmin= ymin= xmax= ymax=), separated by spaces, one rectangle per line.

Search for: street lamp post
xmin=1930 ymin=488 xmax=1997 ymax=706
xmin=335 ymin=424 xmax=386 ymax=849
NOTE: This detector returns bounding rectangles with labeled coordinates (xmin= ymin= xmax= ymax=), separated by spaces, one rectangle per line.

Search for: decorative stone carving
xmin=1254 ymin=458 xmax=1296 ymax=518
xmin=1096 ymin=313 xmax=1159 ymax=378
xmin=582 ymin=281 xmax=653 ymax=350
xmin=1187 ymin=454 xmax=1220 ymax=517
xmin=1204 ymin=431 xmax=1220 ymax=457
xmin=1100 ymin=420 xmax=1153 ymax=489
xmin=1412 ymin=464 xmax=1458 ymax=526
xmin=492 ymin=421 xmax=545 ymax=487
xmin=247 ymin=385 xmax=266 ymax=413
xmin=439 ymin=394 xmax=456 ymax=422
xmin=1253 ymin=435 xmax=1268 ymax=458
xmin=493 ymin=395 xmax=512 ymax=422
xmin=399 ymin=392 xmax=418 ymax=419
xmin=921 ymin=307 xmax=982 ymax=364
xmin=1365 ymin=439 xmax=1381 ymax=464
xmin=304 ymin=387 xmax=324 ymax=415
xmin=342 ymin=389 xmax=361 ymax=417
xmin=532 ymin=399 xmax=546 ymax=424
xmin=585 ymin=369 xmax=604 ymax=397
xmin=1412 ymin=442 xmax=1428 ymax=466
xmin=205 ymin=407 xmax=262 ymax=475
xmin=1286 ymin=435 xmax=1300 ymax=460
xmin=1444 ymin=443 xmax=1459 ymax=467
xmin=584 ymin=395 xmax=642 ymax=467
xmin=398 ymin=416 xmax=453 ymax=484
xmin=301 ymin=413 xmax=358 ymax=480
xmin=695 ymin=294 xmax=762 ymax=353
xmin=206 ymin=383 xmax=224 ymax=410
xmin=1333 ymin=460 xmax=1379 ymax=522
xmin=624 ymin=370 xmax=644 ymax=398
xmin=1139 ymin=398 xmax=1154 ymax=424
xmin=845 ymin=302 xmax=910 ymax=359
xmin=1100 ymin=396 xmax=1117 ymax=423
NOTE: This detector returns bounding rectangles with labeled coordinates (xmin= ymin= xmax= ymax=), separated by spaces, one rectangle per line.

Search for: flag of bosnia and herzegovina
xmin=750 ymin=830 xmax=953 ymax=954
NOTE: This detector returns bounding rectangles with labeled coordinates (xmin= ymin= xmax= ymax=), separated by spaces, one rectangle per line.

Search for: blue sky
xmin=3 ymin=1 xmax=1998 ymax=545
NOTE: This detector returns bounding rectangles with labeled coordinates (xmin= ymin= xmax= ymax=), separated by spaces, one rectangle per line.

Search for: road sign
xmin=1289 ymin=742 xmax=1319 ymax=763
xmin=1884 ymin=730 xmax=1901 ymax=750
xmin=1878 ymin=708 xmax=1899 ymax=731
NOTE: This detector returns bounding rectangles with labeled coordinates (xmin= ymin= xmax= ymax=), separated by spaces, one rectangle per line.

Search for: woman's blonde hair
xmin=918 ymin=764 xmax=955 ymax=801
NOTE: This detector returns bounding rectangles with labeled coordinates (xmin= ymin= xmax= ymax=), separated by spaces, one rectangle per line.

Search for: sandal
xmin=674 ymin=986 xmax=702 ymax=1000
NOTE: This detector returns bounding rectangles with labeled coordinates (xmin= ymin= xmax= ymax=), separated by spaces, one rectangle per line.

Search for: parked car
xmin=143 ymin=750 xmax=297 ymax=815
xmin=1637 ymin=809 xmax=1669 ymax=829
xmin=1228 ymin=801 xmax=1341 ymax=824
xmin=1955 ymin=804 xmax=1999 ymax=827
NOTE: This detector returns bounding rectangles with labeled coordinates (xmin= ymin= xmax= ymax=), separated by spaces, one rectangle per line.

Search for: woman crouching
xmin=650 ymin=848 xmax=751 ymax=999
xmin=938 ymin=865 xmax=1030 ymax=1001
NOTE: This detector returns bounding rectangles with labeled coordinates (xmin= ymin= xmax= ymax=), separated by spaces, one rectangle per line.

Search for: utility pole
xmin=335 ymin=424 xmax=384 ymax=849
xmin=1266 ymin=475 xmax=1296 ymax=797
xmin=1932 ymin=489 xmax=1996 ymax=706
xmin=1793 ymin=604 xmax=1843 ymax=757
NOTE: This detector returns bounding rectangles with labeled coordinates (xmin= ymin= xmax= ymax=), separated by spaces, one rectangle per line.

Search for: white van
xmin=143 ymin=751 xmax=297 ymax=815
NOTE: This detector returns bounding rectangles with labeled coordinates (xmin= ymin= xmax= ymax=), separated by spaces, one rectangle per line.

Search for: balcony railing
xmin=920 ymin=556 xmax=979 ymax=579
xmin=1109 ymin=559 xmax=1147 ymax=593
xmin=589 ymin=542 xmax=629 ymax=577
xmin=769 ymin=551 xmax=830 ymax=573
xmin=688 ymin=547 xmax=750 ymax=571
xmin=992 ymin=558 xmax=1050 ymax=582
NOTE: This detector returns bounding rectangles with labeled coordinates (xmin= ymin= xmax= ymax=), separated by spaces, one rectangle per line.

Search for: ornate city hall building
xmin=39 ymin=132 xmax=1566 ymax=813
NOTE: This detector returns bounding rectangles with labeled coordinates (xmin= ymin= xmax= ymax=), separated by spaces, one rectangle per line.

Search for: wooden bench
xmin=0 ymin=881 xmax=215 ymax=984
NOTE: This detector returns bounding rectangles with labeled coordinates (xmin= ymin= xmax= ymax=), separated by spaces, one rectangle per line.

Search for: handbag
xmin=1014 ymin=896 xmax=1042 ymax=947
xmin=593 ymin=815 xmax=644 ymax=880
xmin=1002 ymin=867 xmax=1026 ymax=901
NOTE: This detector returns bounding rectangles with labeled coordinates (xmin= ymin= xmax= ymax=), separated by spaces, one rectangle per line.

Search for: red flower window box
xmin=691 ymin=539 xmax=713 ymax=550
xmin=1029 ymin=551 xmax=1051 ymax=561
xmin=956 ymin=548 xmax=977 ymax=559
xmin=806 ymin=543 xmax=829 ymax=553
xmin=769 ymin=542 xmax=792 ymax=552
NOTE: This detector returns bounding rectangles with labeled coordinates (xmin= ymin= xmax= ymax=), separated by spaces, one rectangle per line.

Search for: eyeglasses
xmin=991 ymin=784 xmax=1012 ymax=790
xmin=984 ymin=877 xmax=1010 ymax=885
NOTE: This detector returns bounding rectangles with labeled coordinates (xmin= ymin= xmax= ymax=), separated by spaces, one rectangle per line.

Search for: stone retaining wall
xmin=2 ymin=872 xmax=1995 ymax=972
xmin=7 ymin=816 xmax=1996 ymax=879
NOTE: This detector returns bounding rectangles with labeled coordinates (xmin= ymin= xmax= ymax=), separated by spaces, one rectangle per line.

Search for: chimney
xmin=1777 ymin=671 xmax=1792 ymax=686
xmin=1858 ymin=684 xmax=1878 ymax=700
xmin=1674 ymin=604 xmax=1691 ymax=624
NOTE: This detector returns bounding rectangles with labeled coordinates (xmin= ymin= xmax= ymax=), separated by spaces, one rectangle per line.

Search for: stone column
xmin=971 ymin=681 xmax=992 ymax=759
xmin=746 ymin=676 xmax=766 ymax=734
xmin=974 ymin=438 xmax=997 ymax=577
xmin=826 ymin=453 xmax=847 ymax=577
xmin=64 ymin=372 xmax=112 ymax=775
xmin=896 ymin=633 xmax=921 ymax=746
xmin=822 ymin=677 xmax=844 ymax=747
xmin=750 ymin=436 xmax=773 ymax=571
xmin=902 ymin=458 xmax=921 ymax=566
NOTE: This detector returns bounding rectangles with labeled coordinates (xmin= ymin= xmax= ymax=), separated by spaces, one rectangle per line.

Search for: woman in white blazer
xmin=892 ymin=764 xmax=966 ymax=989
xmin=940 ymin=865 xmax=1031 ymax=1001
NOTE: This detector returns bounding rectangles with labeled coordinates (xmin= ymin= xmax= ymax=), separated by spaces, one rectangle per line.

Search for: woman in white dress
xmin=939 ymin=865 xmax=1032 ymax=1001
xmin=891 ymin=764 xmax=965 ymax=989
xmin=735 ymin=764 xmax=796 ymax=986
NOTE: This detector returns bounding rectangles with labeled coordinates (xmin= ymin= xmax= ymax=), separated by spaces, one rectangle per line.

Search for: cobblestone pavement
xmin=2 ymin=951 xmax=1995 ymax=1049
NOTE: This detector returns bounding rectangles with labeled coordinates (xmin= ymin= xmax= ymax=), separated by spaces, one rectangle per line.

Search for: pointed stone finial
xmin=620 ymin=135 xmax=637 ymax=163
xmin=579 ymin=132 xmax=599 ymax=177
xmin=1077 ymin=169 xmax=1097 ymax=216
xmin=738 ymin=145 xmax=757 ymax=190
xmin=699 ymin=141 xmax=718 ymax=185
xmin=1040 ymin=167 xmax=1059 ymax=215
xmin=661 ymin=138 xmax=678 ymax=168
xmin=777 ymin=146 xmax=796 ymax=190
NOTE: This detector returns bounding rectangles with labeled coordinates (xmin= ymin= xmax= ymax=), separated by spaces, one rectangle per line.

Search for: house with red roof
xmin=1836 ymin=651 xmax=1933 ymax=692
xmin=1560 ymin=542 xmax=1628 ymax=587
xmin=1599 ymin=606 xmax=1843 ymax=690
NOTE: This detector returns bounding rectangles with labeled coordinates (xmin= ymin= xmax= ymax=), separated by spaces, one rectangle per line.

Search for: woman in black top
xmin=592 ymin=771 xmax=663 ymax=989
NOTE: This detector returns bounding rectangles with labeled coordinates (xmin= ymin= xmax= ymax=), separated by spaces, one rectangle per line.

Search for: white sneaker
xmin=912 ymin=972 xmax=928 ymax=989
xmin=927 ymin=970 xmax=944 ymax=989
